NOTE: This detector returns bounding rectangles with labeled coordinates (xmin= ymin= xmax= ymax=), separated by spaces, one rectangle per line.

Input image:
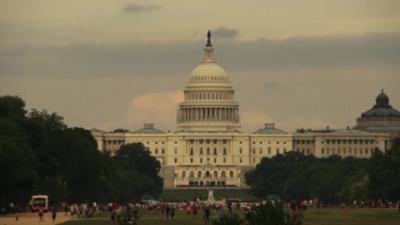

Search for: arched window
xmin=200 ymin=148 xmax=203 ymax=155
xmin=229 ymin=171 xmax=234 ymax=178
xmin=190 ymin=171 xmax=194 ymax=178
xmin=182 ymin=171 xmax=186 ymax=178
xmin=213 ymin=171 xmax=218 ymax=178
xmin=206 ymin=171 xmax=210 ymax=178
xmin=213 ymin=148 xmax=217 ymax=155
xmin=221 ymin=171 xmax=226 ymax=177
xmin=207 ymin=148 xmax=210 ymax=155
xmin=198 ymin=171 xmax=202 ymax=178
xmin=223 ymin=148 xmax=227 ymax=155
xmin=190 ymin=148 xmax=194 ymax=155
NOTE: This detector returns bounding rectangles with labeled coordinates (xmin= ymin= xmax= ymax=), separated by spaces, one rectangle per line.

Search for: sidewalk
xmin=0 ymin=212 xmax=72 ymax=225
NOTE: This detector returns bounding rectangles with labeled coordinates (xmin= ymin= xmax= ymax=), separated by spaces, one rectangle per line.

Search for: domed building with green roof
xmin=355 ymin=90 xmax=400 ymax=134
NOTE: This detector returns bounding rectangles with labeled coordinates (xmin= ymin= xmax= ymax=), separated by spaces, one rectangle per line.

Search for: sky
xmin=0 ymin=0 xmax=399 ymax=132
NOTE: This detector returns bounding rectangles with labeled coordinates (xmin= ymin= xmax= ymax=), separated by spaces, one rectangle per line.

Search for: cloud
xmin=123 ymin=3 xmax=162 ymax=14
xmin=1 ymin=32 xmax=399 ymax=133
xmin=213 ymin=26 xmax=239 ymax=39
xmin=126 ymin=90 xmax=184 ymax=130
xmin=1 ymin=33 xmax=399 ymax=79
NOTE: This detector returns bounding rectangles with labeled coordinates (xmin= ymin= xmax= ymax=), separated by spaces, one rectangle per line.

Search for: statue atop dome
xmin=206 ymin=30 xmax=212 ymax=47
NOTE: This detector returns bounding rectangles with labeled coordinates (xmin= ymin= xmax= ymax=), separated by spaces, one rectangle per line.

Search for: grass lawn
xmin=303 ymin=208 xmax=400 ymax=225
xmin=59 ymin=208 xmax=400 ymax=225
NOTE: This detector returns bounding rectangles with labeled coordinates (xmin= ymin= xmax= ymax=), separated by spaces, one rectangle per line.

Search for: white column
xmin=224 ymin=108 xmax=227 ymax=120
xmin=212 ymin=108 xmax=215 ymax=121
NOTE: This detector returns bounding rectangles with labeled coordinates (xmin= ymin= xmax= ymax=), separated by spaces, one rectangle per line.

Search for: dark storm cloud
xmin=213 ymin=26 xmax=239 ymax=39
xmin=123 ymin=3 xmax=162 ymax=14
xmin=1 ymin=33 xmax=400 ymax=78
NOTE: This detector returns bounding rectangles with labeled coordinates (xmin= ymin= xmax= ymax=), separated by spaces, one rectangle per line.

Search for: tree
xmin=245 ymin=152 xmax=368 ymax=203
xmin=0 ymin=95 xmax=165 ymax=206
xmin=0 ymin=95 xmax=26 ymax=120
xmin=0 ymin=96 xmax=38 ymax=206
xmin=112 ymin=143 xmax=163 ymax=202
xmin=367 ymin=139 xmax=400 ymax=201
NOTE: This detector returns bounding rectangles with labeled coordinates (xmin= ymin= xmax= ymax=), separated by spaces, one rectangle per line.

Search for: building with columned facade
xmin=91 ymin=32 xmax=398 ymax=189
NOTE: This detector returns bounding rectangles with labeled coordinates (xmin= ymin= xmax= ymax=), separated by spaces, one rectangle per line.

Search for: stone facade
xmin=92 ymin=126 xmax=292 ymax=188
xmin=293 ymin=127 xmax=391 ymax=158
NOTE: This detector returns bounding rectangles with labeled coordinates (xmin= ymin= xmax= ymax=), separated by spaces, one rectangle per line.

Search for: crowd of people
xmin=1 ymin=198 xmax=399 ymax=224
xmin=103 ymin=200 xmax=303 ymax=225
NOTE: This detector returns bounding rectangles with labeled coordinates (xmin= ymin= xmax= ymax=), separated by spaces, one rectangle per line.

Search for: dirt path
xmin=0 ymin=212 xmax=72 ymax=225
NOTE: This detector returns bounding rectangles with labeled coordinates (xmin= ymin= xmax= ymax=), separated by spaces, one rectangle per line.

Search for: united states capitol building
xmin=91 ymin=32 xmax=400 ymax=189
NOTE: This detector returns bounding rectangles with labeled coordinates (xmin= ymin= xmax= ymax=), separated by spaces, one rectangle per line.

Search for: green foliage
xmin=212 ymin=213 xmax=241 ymax=225
xmin=367 ymin=140 xmax=400 ymax=200
xmin=247 ymin=143 xmax=400 ymax=202
xmin=0 ymin=95 xmax=163 ymax=206
xmin=249 ymin=201 xmax=301 ymax=225
xmin=110 ymin=143 xmax=163 ymax=203
xmin=246 ymin=151 xmax=374 ymax=203
xmin=0 ymin=96 xmax=37 ymax=205
xmin=0 ymin=95 xmax=26 ymax=120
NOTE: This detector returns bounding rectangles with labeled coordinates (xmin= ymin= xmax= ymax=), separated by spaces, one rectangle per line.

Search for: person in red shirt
xmin=38 ymin=207 xmax=44 ymax=222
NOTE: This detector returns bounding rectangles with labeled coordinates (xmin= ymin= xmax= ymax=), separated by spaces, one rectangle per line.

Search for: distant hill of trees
xmin=245 ymin=139 xmax=400 ymax=203
xmin=0 ymin=96 xmax=163 ymax=206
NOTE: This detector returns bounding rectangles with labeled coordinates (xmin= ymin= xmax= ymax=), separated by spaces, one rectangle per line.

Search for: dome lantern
xmin=375 ymin=89 xmax=390 ymax=108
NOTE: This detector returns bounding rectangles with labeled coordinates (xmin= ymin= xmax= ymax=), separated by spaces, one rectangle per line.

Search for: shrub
xmin=212 ymin=213 xmax=241 ymax=225
xmin=249 ymin=201 xmax=302 ymax=225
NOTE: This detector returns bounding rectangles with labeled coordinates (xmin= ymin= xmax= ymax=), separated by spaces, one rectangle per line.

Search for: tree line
xmin=245 ymin=139 xmax=400 ymax=203
xmin=0 ymin=96 xmax=163 ymax=207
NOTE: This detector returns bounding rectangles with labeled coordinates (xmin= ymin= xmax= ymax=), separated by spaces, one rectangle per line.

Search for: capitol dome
xmin=190 ymin=63 xmax=228 ymax=83
xmin=188 ymin=35 xmax=230 ymax=85
xmin=177 ymin=31 xmax=240 ymax=131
